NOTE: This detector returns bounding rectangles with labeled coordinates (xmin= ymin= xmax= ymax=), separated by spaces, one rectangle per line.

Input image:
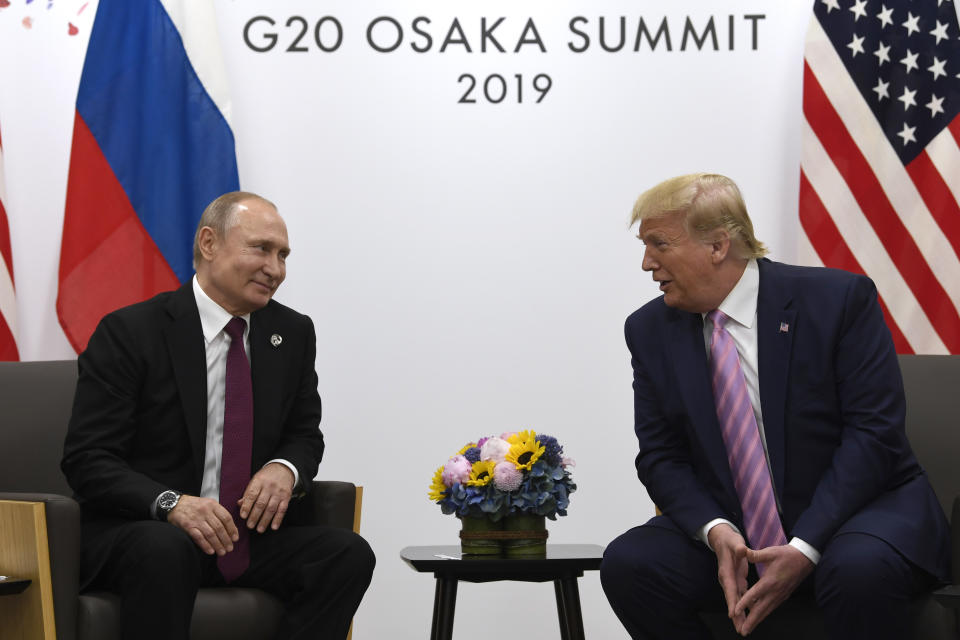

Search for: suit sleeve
xmin=61 ymin=312 xmax=168 ymax=519
xmin=266 ymin=314 xmax=324 ymax=492
xmin=789 ymin=275 xmax=908 ymax=551
xmin=627 ymin=317 xmax=731 ymax=538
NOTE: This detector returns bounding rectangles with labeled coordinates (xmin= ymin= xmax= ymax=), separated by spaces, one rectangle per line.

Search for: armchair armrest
xmin=300 ymin=481 xmax=362 ymax=532
xmin=0 ymin=492 xmax=81 ymax=640
xmin=932 ymin=496 xmax=960 ymax=611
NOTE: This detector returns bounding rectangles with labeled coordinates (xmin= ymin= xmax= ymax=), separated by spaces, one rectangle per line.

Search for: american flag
xmin=800 ymin=0 xmax=960 ymax=354
xmin=0 ymin=121 xmax=19 ymax=361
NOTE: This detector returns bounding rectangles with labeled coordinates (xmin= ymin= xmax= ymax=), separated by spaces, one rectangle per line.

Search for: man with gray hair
xmin=600 ymin=174 xmax=948 ymax=639
xmin=63 ymin=191 xmax=374 ymax=639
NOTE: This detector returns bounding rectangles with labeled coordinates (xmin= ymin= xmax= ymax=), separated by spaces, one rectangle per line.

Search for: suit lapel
xmin=163 ymin=283 xmax=208 ymax=481
xmin=249 ymin=303 xmax=284 ymax=461
xmin=668 ymin=309 xmax=738 ymax=500
xmin=756 ymin=259 xmax=795 ymax=499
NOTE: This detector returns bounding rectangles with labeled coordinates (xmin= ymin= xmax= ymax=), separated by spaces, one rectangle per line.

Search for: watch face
xmin=159 ymin=491 xmax=179 ymax=511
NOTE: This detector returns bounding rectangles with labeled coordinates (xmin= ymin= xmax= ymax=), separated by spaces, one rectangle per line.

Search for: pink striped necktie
xmin=708 ymin=310 xmax=787 ymax=574
xmin=218 ymin=316 xmax=253 ymax=583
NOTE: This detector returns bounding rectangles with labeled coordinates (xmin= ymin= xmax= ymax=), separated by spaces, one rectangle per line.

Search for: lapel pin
xmin=270 ymin=334 xmax=282 ymax=347
xmin=779 ymin=322 xmax=789 ymax=333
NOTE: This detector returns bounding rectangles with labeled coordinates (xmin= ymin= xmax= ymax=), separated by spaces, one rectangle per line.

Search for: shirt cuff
xmin=699 ymin=518 xmax=740 ymax=550
xmin=789 ymin=537 xmax=821 ymax=564
xmin=267 ymin=458 xmax=300 ymax=490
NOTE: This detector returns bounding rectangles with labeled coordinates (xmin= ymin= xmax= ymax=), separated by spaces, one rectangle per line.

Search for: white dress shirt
xmin=151 ymin=278 xmax=298 ymax=515
xmin=697 ymin=260 xmax=820 ymax=564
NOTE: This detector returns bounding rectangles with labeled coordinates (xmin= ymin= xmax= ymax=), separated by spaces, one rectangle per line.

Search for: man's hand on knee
xmin=734 ymin=545 xmax=814 ymax=636
xmin=708 ymin=523 xmax=750 ymax=631
xmin=167 ymin=495 xmax=239 ymax=556
xmin=239 ymin=462 xmax=295 ymax=533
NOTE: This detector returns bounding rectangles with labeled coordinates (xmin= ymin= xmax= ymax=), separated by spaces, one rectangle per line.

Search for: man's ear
xmin=197 ymin=226 xmax=218 ymax=262
xmin=707 ymin=229 xmax=732 ymax=264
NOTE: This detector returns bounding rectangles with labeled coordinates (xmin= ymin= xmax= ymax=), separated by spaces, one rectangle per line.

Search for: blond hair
xmin=630 ymin=173 xmax=768 ymax=259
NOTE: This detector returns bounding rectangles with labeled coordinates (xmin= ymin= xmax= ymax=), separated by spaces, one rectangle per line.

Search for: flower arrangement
xmin=429 ymin=430 xmax=576 ymax=521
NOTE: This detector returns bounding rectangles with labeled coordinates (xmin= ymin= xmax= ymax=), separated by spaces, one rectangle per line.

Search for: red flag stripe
xmin=905 ymin=149 xmax=960 ymax=264
xmin=0 ymin=188 xmax=12 ymax=281
xmin=799 ymin=170 xmax=913 ymax=354
xmin=0 ymin=121 xmax=18 ymax=361
xmin=802 ymin=61 xmax=960 ymax=353
xmin=950 ymin=117 xmax=960 ymax=144
xmin=58 ymin=113 xmax=179 ymax=353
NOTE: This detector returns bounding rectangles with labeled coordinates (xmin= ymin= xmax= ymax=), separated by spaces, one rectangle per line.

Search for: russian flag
xmin=58 ymin=0 xmax=239 ymax=353
xmin=0 ymin=121 xmax=19 ymax=361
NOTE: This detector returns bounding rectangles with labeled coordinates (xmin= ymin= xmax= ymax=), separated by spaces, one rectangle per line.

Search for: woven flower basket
xmin=459 ymin=514 xmax=548 ymax=556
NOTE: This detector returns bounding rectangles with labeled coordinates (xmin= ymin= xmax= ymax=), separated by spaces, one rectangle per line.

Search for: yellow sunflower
xmin=506 ymin=429 xmax=536 ymax=445
xmin=428 ymin=466 xmax=447 ymax=501
xmin=457 ymin=442 xmax=478 ymax=455
xmin=466 ymin=460 xmax=497 ymax=487
xmin=506 ymin=434 xmax=545 ymax=471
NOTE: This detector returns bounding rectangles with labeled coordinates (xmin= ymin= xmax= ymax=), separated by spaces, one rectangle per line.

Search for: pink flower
xmin=500 ymin=431 xmax=517 ymax=440
xmin=561 ymin=456 xmax=576 ymax=468
xmin=480 ymin=437 xmax=510 ymax=463
xmin=442 ymin=455 xmax=472 ymax=486
xmin=493 ymin=462 xmax=522 ymax=491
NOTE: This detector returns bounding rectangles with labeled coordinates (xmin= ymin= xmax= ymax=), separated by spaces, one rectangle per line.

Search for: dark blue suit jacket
xmin=625 ymin=258 xmax=949 ymax=581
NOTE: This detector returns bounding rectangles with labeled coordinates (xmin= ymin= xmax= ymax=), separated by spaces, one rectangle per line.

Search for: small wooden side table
xmin=400 ymin=543 xmax=604 ymax=640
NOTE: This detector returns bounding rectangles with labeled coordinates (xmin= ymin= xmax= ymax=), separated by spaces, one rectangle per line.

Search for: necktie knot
xmin=708 ymin=309 xmax=728 ymax=331
xmin=224 ymin=317 xmax=246 ymax=342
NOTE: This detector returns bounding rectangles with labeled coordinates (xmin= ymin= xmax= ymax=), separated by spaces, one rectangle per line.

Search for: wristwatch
xmin=156 ymin=490 xmax=182 ymax=521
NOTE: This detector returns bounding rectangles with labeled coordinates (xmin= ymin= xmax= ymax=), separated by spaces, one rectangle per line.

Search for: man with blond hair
xmin=600 ymin=174 xmax=948 ymax=639
xmin=63 ymin=191 xmax=375 ymax=639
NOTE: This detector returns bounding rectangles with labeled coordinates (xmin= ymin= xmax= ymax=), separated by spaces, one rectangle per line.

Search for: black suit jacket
xmin=62 ymin=283 xmax=324 ymax=547
xmin=625 ymin=259 xmax=949 ymax=581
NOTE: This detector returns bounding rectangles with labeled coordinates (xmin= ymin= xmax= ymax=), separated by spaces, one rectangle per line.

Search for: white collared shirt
xmin=697 ymin=260 xmax=820 ymax=564
xmin=191 ymin=276 xmax=299 ymax=500
xmin=194 ymin=276 xmax=252 ymax=500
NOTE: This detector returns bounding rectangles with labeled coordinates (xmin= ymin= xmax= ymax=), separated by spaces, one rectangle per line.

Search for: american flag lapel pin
xmin=779 ymin=322 xmax=789 ymax=333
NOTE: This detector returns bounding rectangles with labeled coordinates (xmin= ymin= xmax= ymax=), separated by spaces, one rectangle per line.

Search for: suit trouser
xmin=82 ymin=520 xmax=376 ymax=640
xmin=599 ymin=519 xmax=936 ymax=640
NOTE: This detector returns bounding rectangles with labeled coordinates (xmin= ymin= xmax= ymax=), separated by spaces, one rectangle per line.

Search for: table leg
xmin=554 ymin=580 xmax=571 ymax=640
xmin=431 ymin=576 xmax=458 ymax=640
xmin=555 ymin=577 xmax=585 ymax=640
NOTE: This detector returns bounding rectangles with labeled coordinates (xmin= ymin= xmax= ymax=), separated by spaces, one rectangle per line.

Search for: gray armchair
xmin=0 ymin=359 xmax=362 ymax=640
xmin=698 ymin=354 xmax=960 ymax=639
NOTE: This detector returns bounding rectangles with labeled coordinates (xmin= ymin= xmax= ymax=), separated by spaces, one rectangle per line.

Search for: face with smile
xmin=638 ymin=211 xmax=726 ymax=313
xmin=197 ymin=198 xmax=290 ymax=316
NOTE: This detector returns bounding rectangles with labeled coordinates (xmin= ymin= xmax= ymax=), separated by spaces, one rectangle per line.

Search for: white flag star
xmin=902 ymin=12 xmax=921 ymax=36
xmin=873 ymin=78 xmax=891 ymax=101
xmin=821 ymin=0 xmax=840 ymax=12
xmin=897 ymin=123 xmax=917 ymax=145
xmin=928 ymin=56 xmax=947 ymax=80
xmin=848 ymin=34 xmax=866 ymax=57
xmin=898 ymin=86 xmax=917 ymax=110
xmin=877 ymin=4 xmax=894 ymax=28
xmin=849 ymin=0 xmax=869 ymax=20
xmin=926 ymin=94 xmax=945 ymax=117
xmin=874 ymin=42 xmax=892 ymax=65
xmin=901 ymin=49 xmax=919 ymax=73
xmin=930 ymin=20 xmax=949 ymax=45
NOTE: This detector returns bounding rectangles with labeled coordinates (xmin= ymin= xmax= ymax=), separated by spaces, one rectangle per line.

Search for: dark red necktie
xmin=218 ymin=317 xmax=253 ymax=582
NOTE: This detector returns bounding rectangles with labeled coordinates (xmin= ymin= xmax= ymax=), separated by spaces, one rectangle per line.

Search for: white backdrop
xmin=1 ymin=1 xmax=814 ymax=637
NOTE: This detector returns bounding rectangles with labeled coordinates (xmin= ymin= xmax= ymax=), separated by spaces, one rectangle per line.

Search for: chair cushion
xmin=698 ymin=592 xmax=954 ymax=639
xmin=78 ymin=588 xmax=285 ymax=640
